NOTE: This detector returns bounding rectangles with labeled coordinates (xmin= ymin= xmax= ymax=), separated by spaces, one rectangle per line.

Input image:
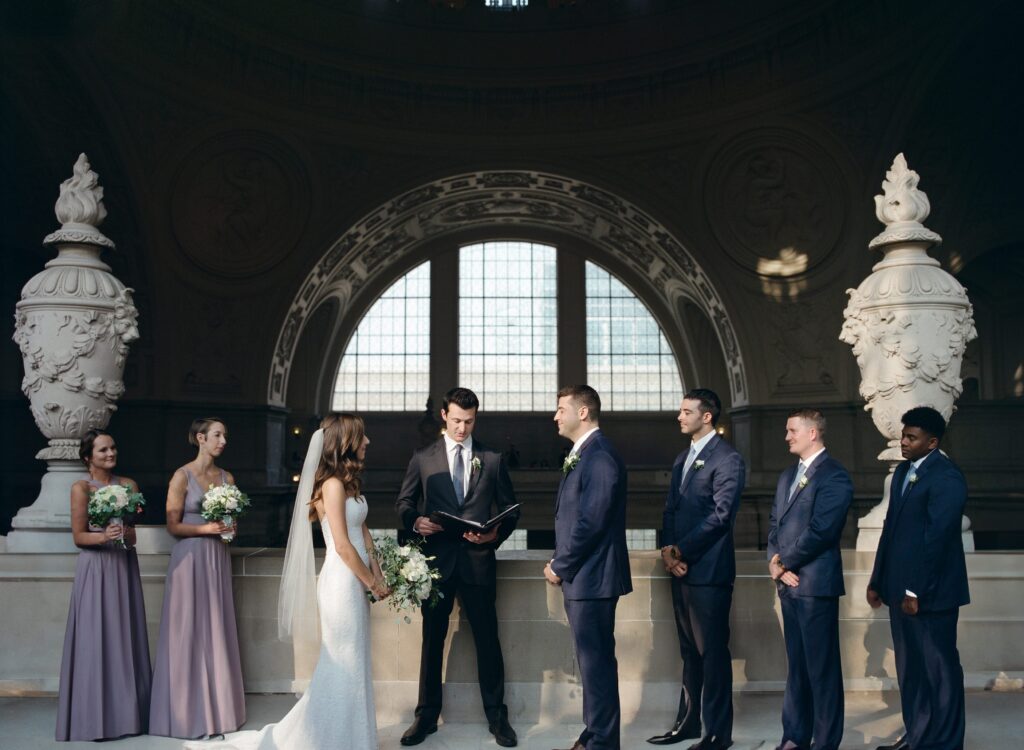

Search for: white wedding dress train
xmin=186 ymin=497 xmax=378 ymax=750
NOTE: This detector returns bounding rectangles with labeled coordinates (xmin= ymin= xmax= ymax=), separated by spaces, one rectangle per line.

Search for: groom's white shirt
xmin=569 ymin=427 xmax=599 ymax=457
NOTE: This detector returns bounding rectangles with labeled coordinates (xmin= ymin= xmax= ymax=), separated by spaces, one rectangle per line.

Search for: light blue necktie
xmin=787 ymin=462 xmax=806 ymax=503
xmin=452 ymin=444 xmax=465 ymax=506
xmin=900 ymin=464 xmax=915 ymax=497
xmin=679 ymin=445 xmax=698 ymax=492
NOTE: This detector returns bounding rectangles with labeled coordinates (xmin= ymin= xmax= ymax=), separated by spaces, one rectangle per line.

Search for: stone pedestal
xmin=840 ymin=154 xmax=977 ymax=551
xmin=8 ymin=155 xmax=139 ymax=552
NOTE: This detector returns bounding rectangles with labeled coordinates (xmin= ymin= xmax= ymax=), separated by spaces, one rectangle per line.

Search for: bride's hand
xmin=370 ymin=580 xmax=390 ymax=601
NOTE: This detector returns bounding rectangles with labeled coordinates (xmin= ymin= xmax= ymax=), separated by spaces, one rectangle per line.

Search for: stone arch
xmin=268 ymin=171 xmax=749 ymax=407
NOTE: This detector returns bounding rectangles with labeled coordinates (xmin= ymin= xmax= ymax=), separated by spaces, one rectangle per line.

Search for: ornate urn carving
xmin=8 ymin=154 xmax=139 ymax=551
xmin=840 ymin=154 xmax=976 ymax=551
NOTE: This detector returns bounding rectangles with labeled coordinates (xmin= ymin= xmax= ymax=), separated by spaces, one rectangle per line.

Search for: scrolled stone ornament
xmin=8 ymin=154 xmax=139 ymax=552
xmin=840 ymin=153 xmax=976 ymax=551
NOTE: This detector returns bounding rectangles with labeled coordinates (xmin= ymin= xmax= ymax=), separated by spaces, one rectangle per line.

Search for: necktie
xmin=787 ymin=462 xmax=806 ymax=502
xmin=679 ymin=445 xmax=698 ymax=492
xmin=452 ymin=444 xmax=466 ymax=506
xmin=900 ymin=466 xmax=914 ymax=497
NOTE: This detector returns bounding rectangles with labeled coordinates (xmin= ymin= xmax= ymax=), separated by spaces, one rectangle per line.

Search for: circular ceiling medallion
xmin=704 ymin=128 xmax=846 ymax=278
xmin=171 ymin=132 xmax=309 ymax=278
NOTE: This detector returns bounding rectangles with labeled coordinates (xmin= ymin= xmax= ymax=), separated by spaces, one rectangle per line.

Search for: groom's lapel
xmin=555 ymin=431 xmax=601 ymax=513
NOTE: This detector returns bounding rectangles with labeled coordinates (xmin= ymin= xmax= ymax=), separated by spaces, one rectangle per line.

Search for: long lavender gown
xmin=149 ymin=469 xmax=246 ymax=738
xmin=55 ymin=476 xmax=152 ymax=742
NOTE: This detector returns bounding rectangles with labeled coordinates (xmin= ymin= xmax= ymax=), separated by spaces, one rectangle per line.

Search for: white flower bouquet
xmin=372 ymin=535 xmax=443 ymax=619
xmin=88 ymin=484 xmax=146 ymax=548
xmin=200 ymin=483 xmax=251 ymax=543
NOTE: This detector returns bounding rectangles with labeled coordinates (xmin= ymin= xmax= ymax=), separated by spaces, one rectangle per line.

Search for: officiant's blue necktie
xmin=787 ymin=462 xmax=806 ymax=503
xmin=452 ymin=444 xmax=465 ymax=506
xmin=679 ymin=445 xmax=698 ymax=492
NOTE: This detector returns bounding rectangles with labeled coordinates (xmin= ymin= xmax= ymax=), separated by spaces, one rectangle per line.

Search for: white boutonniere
xmin=693 ymin=460 xmax=705 ymax=470
xmin=471 ymin=457 xmax=482 ymax=474
xmin=799 ymin=475 xmax=809 ymax=488
xmin=908 ymin=473 xmax=919 ymax=484
xmin=562 ymin=453 xmax=580 ymax=474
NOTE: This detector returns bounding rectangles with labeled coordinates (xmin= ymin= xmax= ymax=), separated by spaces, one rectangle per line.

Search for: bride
xmin=188 ymin=413 xmax=389 ymax=749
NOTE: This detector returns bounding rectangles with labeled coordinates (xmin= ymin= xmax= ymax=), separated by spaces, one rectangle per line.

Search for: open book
xmin=429 ymin=503 xmax=520 ymax=534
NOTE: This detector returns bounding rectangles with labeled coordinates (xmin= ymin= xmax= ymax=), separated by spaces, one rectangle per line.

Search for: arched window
xmin=332 ymin=243 xmax=683 ymax=411
xmin=586 ymin=261 xmax=683 ymax=410
xmin=332 ymin=262 xmax=430 ymax=411
xmin=459 ymin=242 xmax=557 ymax=411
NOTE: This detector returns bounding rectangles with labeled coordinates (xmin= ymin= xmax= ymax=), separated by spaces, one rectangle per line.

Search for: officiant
xmin=395 ymin=387 xmax=520 ymax=747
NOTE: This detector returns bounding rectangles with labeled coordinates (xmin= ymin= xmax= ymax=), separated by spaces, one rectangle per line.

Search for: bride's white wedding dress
xmin=186 ymin=496 xmax=377 ymax=749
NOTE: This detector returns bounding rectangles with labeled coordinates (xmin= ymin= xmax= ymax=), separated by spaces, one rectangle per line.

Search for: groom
xmin=396 ymin=387 xmax=520 ymax=747
xmin=545 ymin=385 xmax=631 ymax=750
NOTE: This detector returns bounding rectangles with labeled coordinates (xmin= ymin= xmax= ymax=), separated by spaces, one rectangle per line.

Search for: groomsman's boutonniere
xmin=562 ymin=454 xmax=581 ymax=474
xmin=693 ymin=460 xmax=705 ymax=471
xmin=799 ymin=475 xmax=809 ymax=489
xmin=908 ymin=473 xmax=919 ymax=485
xmin=471 ymin=457 xmax=482 ymax=474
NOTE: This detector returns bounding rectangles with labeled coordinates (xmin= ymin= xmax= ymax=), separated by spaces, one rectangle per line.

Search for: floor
xmin=2 ymin=691 xmax=1018 ymax=749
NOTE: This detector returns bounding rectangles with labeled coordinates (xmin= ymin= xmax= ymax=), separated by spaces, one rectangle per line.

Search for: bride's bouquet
xmin=200 ymin=483 xmax=251 ymax=543
xmin=372 ymin=535 xmax=443 ymax=618
xmin=87 ymin=483 xmax=146 ymax=549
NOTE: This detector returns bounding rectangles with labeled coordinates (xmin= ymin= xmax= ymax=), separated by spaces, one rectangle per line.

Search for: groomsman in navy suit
xmin=653 ymin=388 xmax=744 ymax=750
xmin=868 ymin=407 xmax=969 ymax=750
xmin=544 ymin=385 xmax=632 ymax=750
xmin=767 ymin=409 xmax=853 ymax=750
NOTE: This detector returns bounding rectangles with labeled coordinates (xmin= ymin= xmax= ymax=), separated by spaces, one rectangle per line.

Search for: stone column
xmin=7 ymin=154 xmax=139 ymax=552
xmin=840 ymin=154 xmax=977 ymax=551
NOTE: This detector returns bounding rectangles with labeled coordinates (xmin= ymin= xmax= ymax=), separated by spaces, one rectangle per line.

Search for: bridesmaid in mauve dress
xmin=149 ymin=417 xmax=246 ymax=739
xmin=56 ymin=429 xmax=151 ymax=742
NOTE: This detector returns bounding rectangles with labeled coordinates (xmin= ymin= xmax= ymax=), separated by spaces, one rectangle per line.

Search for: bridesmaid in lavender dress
xmin=56 ymin=429 xmax=151 ymax=742
xmin=149 ymin=417 xmax=246 ymax=739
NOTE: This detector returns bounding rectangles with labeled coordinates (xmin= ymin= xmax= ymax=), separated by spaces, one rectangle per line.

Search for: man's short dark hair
xmin=788 ymin=408 xmax=827 ymax=438
xmin=683 ymin=388 xmax=722 ymax=426
xmin=557 ymin=384 xmax=601 ymax=420
xmin=442 ymin=387 xmax=479 ymax=412
xmin=902 ymin=406 xmax=946 ymax=441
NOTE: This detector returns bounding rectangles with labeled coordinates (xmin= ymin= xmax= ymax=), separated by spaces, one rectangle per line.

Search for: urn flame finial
xmin=55 ymin=153 xmax=108 ymax=227
xmin=868 ymin=153 xmax=942 ymax=250
xmin=43 ymin=153 xmax=115 ymax=248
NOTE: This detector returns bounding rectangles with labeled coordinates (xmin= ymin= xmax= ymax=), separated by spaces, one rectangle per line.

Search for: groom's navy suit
xmin=551 ymin=430 xmax=631 ymax=750
xmin=869 ymin=449 xmax=969 ymax=750
xmin=767 ymin=451 xmax=853 ymax=750
xmin=396 ymin=438 xmax=519 ymax=725
xmin=661 ymin=434 xmax=744 ymax=743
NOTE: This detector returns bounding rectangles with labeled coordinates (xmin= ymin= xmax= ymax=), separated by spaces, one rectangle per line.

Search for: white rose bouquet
xmin=200 ymin=483 xmax=251 ymax=543
xmin=372 ymin=535 xmax=443 ymax=619
xmin=87 ymin=484 xmax=146 ymax=549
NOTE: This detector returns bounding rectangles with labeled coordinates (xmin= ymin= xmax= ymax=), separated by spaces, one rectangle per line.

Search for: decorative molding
xmin=170 ymin=131 xmax=311 ymax=278
xmin=267 ymin=171 xmax=749 ymax=408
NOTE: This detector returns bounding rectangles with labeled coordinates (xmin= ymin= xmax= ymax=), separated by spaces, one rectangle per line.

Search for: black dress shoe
xmin=647 ymin=719 xmax=702 ymax=744
xmin=686 ymin=736 xmax=732 ymax=750
xmin=400 ymin=717 xmax=438 ymax=746
xmin=876 ymin=736 xmax=909 ymax=750
xmin=489 ymin=715 xmax=518 ymax=747
xmin=550 ymin=743 xmax=584 ymax=750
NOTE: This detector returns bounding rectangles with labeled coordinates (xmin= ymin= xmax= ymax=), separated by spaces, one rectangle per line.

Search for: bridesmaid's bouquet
xmin=372 ymin=536 xmax=443 ymax=619
xmin=87 ymin=484 xmax=146 ymax=549
xmin=200 ymin=484 xmax=251 ymax=543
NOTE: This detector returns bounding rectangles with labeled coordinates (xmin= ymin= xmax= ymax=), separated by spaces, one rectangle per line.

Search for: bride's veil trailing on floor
xmin=277 ymin=428 xmax=324 ymax=694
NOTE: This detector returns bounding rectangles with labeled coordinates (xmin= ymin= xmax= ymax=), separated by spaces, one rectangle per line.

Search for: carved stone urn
xmin=840 ymin=154 xmax=977 ymax=551
xmin=8 ymin=154 xmax=139 ymax=552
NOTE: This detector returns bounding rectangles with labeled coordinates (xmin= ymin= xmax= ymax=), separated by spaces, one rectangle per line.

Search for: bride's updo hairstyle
xmin=309 ymin=413 xmax=366 ymax=520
